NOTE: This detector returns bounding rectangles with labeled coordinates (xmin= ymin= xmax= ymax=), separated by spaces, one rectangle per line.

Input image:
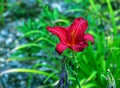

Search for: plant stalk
xmin=72 ymin=52 xmax=81 ymax=88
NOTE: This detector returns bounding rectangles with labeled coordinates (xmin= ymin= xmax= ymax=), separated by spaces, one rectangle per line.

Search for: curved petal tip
xmin=84 ymin=34 xmax=94 ymax=44
xmin=55 ymin=43 xmax=68 ymax=54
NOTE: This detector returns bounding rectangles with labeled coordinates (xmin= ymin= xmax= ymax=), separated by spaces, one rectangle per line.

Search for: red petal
xmin=70 ymin=41 xmax=88 ymax=52
xmin=55 ymin=43 xmax=68 ymax=54
xmin=65 ymin=26 xmax=70 ymax=31
xmin=46 ymin=26 xmax=67 ymax=44
xmin=68 ymin=17 xmax=88 ymax=43
xmin=84 ymin=34 xmax=94 ymax=44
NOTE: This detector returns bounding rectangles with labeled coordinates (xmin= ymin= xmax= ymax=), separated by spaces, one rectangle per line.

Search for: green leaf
xmin=19 ymin=30 xmax=46 ymax=39
xmin=35 ymin=37 xmax=56 ymax=46
xmin=12 ymin=43 xmax=42 ymax=51
xmin=0 ymin=69 xmax=58 ymax=79
xmin=106 ymin=0 xmax=117 ymax=36
xmin=43 ymin=71 xmax=58 ymax=83
xmin=86 ymin=71 xmax=97 ymax=82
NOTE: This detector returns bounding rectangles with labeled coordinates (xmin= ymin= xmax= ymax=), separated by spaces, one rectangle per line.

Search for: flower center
xmin=68 ymin=30 xmax=76 ymax=46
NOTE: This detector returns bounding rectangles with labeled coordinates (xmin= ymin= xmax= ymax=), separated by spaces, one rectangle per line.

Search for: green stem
xmin=75 ymin=74 xmax=81 ymax=88
xmin=73 ymin=51 xmax=76 ymax=59
xmin=72 ymin=52 xmax=81 ymax=88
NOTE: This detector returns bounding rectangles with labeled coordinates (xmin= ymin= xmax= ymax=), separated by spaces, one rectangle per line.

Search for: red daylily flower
xmin=46 ymin=17 xmax=94 ymax=54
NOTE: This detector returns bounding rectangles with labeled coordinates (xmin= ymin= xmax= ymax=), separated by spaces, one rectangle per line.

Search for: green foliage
xmin=0 ymin=0 xmax=4 ymax=25
xmin=2 ymin=0 xmax=120 ymax=88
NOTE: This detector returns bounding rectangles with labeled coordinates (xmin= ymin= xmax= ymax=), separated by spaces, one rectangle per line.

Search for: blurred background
xmin=0 ymin=0 xmax=120 ymax=88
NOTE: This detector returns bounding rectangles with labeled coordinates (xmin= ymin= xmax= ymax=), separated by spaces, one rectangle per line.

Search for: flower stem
xmin=72 ymin=52 xmax=81 ymax=88
xmin=75 ymin=74 xmax=81 ymax=88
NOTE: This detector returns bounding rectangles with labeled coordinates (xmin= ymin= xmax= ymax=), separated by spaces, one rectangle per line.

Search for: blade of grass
xmin=0 ymin=69 xmax=58 ymax=79
xmin=86 ymin=71 xmax=97 ymax=83
xmin=27 ymin=63 xmax=58 ymax=88
xmin=43 ymin=71 xmax=58 ymax=84
xmin=12 ymin=43 xmax=42 ymax=52
xmin=106 ymin=0 xmax=117 ymax=37
xmin=53 ymin=19 xmax=69 ymax=24
xmin=19 ymin=30 xmax=47 ymax=39
xmin=7 ymin=56 xmax=39 ymax=61
xmin=82 ymin=83 xmax=97 ymax=88
xmin=89 ymin=0 xmax=97 ymax=12
xmin=35 ymin=37 xmax=56 ymax=46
